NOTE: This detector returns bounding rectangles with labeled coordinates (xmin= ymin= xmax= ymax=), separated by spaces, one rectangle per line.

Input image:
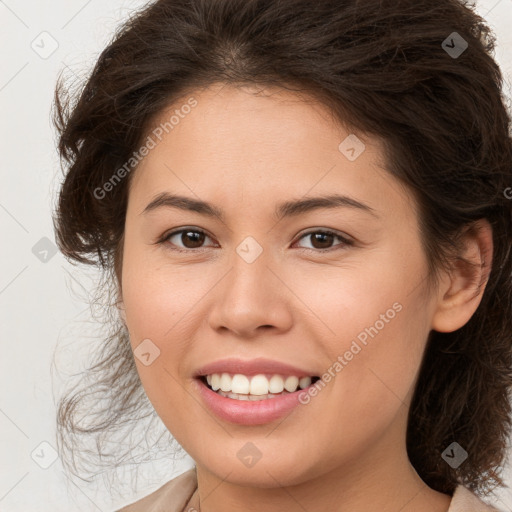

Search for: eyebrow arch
xmin=141 ymin=192 xmax=378 ymax=220
xmin=274 ymin=194 xmax=378 ymax=220
xmin=141 ymin=192 xmax=224 ymax=219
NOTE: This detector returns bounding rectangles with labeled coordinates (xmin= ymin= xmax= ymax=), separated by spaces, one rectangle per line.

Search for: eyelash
xmin=156 ymin=227 xmax=354 ymax=253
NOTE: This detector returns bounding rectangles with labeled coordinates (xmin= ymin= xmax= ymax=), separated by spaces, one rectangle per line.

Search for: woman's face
xmin=120 ymin=83 xmax=440 ymax=486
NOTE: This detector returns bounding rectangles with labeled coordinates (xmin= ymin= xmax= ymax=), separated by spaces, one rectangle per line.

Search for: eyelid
xmin=158 ymin=226 xmax=354 ymax=253
xmin=156 ymin=227 xmax=217 ymax=251
xmin=292 ymin=228 xmax=354 ymax=251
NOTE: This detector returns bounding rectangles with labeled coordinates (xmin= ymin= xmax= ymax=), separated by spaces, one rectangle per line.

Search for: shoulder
xmin=116 ymin=467 xmax=198 ymax=512
xmin=448 ymin=485 xmax=501 ymax=512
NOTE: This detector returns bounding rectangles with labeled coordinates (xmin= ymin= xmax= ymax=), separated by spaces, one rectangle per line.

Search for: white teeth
xmin=299 ymin=376 xmax=312 ymax=389
xmin=211 ymin=373 xmax=220 ymax=391
xmin=268 ymin=375 xmax=284 ymax=394
xmin=220 ymin=373 xmax=232 ymax=392
xmin=250 ymin=374 xmax=269 ymax=395
xmin=231 ymin=374 xmax=250 ymax=394
xmin=204 ymin=373 xmax=315 ymax=396
xmin=284 ymin=376 xmax=299 ymax=392
xmin=217 ymin=389 xmax=285 ymax=400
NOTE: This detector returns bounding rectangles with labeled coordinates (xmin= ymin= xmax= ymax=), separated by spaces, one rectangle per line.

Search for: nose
xmin=207 ymin=251 xmax=294 ymax=339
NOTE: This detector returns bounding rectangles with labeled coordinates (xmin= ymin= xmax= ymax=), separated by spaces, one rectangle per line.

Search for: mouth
xmin=192 ymin=358 xmax=323 ymax=424
xmin=197 ymin=373 xmax=321 ymax=401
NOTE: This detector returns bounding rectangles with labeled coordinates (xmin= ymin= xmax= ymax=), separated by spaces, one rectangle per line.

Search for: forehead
xmin=148 ymin=83 xmax=350 ymax=160
xmin=128 ymin=83 xmax=413 ymax=221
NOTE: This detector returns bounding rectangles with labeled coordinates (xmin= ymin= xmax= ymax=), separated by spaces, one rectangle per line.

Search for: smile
xmin=203 ymin=373 xmax=320 ymax=399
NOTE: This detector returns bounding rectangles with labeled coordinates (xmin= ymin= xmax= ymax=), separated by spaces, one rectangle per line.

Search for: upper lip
xmin=194 ymin=358 xmax=318 ymax=378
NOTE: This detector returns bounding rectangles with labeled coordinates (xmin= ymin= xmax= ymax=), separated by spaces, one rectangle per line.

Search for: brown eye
xmin=295 ymin=230 xmax=353 ymax=251
xmin=160 ymin=228 xmax=214 ymax=251
xmin=180 ymin=230 xmax=206 ymax=248
xmin=309 ymin=232 xmax=335 ymax=249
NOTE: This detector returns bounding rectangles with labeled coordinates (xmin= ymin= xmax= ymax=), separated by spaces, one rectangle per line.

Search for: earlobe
xmin=431 ymin=219 xmax=493 ymax=333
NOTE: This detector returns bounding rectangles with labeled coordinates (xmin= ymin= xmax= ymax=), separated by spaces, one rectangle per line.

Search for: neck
xmin=189 ymin=407 xmax=452 ymax=512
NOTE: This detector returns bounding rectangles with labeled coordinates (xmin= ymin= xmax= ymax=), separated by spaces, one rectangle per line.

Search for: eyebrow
xmin=141 ymin=192 xmax=378 ymax=220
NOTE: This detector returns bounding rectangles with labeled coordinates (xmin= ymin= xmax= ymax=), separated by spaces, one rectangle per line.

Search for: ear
xmin=431 ymin=219 xmax=493 ymax=333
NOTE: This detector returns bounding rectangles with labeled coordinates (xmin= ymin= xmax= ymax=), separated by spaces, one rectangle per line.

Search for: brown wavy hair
xmin=52 ymin=0 xmax=512 ymax=497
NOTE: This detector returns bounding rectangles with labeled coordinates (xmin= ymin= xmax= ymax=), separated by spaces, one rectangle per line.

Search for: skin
xmin=119 ymin=82 xmax=492 ymax=512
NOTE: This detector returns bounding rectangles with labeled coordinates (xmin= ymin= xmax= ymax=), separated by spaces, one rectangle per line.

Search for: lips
xmin=190 ymin=358 xmax=323 ymax=424
xmin=193 ymin=357 xmax=319 ymax=379
xmin=193 ymin=375 xmax=319 ymax=425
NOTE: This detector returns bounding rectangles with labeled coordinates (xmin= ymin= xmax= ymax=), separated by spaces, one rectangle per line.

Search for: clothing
xmin=117 ymin=468 xmax=198 ymax=512
xmin=448 ymin=485 xmax=501 ymax=511
xmin=116 ymin=467 xmax=501 ymax=511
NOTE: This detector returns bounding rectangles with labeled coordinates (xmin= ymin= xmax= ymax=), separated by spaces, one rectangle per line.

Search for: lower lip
xmin=194 ymin=378 xmax=312 ymax=425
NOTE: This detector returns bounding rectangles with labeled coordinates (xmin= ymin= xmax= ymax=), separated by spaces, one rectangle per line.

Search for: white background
xmin=1 ymin=0 xmax=512 ymax=510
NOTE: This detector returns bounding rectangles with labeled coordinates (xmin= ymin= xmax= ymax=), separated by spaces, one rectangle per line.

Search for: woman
xmin=52 ymin=0 xmax=512 ymax=510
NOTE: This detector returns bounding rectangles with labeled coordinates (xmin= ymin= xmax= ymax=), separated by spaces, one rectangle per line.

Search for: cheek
xmin=286 ymin=301 xmax=428 ymax=475
xmin=120 ymin=242 xmax=205 ymax=407
xmin=324 ymin=274 xmax=428 ymax=414
xmin=288 ymin=253 xmax=429 ymax=442
xmin=121 ymin=243 xmax=209 ymax=342
xmin=332 ymin=303 xmax=426 ymax=405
